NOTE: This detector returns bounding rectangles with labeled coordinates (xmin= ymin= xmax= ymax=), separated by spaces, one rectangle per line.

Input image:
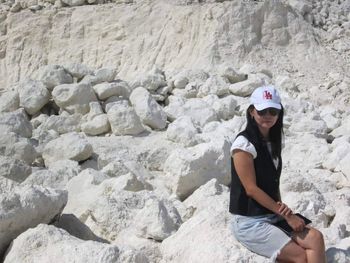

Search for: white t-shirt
xmin=230 ymin=136 xmax=279 ymax=169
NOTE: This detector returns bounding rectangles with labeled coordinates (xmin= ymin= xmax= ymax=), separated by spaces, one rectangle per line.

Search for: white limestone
xmin=0 ymin=132 xmax=36 ymax=165
xmin=0 ymin=90 xmax=19 ymax=113
xmin=107 ymin=101 xmax=145 ymax=136
xmin=4 ymin=224 xmax=148 ymax=263
xmin=0 ymin=109 xmax=32 ymax=138
xmin=0 ymin=156 xmax=32 ymax=183
xmin=166 ymin=116 xmax=200 ymax=147
xmin=197 ymin=75 xmax=230 ymax=98
xmin=129 ymin=87 xmax=167 ymax=130
xmin=38 ymin=113 xmax=82 ymax=135
xmin=18 ymin=79 xmax=50 ymax=115
xmin=228 ymin=73 xmax=268 ymax=97
xmin=164 ymin=139 xmax=231 ymax=200
xmin=52 ymin=83 xmax=98 ymax=115
xmin=42 ymin=132 xmax=93 ymax=166
xmin=93 ymin=80 xmax=131 ymax=100
xmin=32 ymin=65 xmax=73 ymax=91
xmin=0 ymin=185 xmax=68 ymax=256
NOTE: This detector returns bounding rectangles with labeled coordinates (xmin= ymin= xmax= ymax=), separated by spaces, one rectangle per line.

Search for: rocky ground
xmin=0 ymin=0 xmax=350 ymax=262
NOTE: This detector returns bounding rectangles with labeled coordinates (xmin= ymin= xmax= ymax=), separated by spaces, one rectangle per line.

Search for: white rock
xmin=166 ymin=116 xmax=200 ymax=147
xmin=275 ymin=75 xmax=299 ymax=92
xmin=160 ymin=191 xmax=264 ymax=263
xmin=197 ymin=75 xmax=230 ymax=97
xmin=131 ymin=68 xmax=166 ymax=91
xmin=289 ymin=114 xmax=328 ymax=138
xmin=338 ymin=152 xmax=350 ymax=178
xmin=173 ymin=74 xmax=189 ymax=89
xmin=107 ymin=101 xmax=145 ymax=136
xmin=81 ymin=114 xmax=110 ymax=136
xmin=63 ymin=63 xmax=93 ymax=79
xmin=33 ymin=65 xmax=73 ymax=91
xmin=101 ymin=160 xmax=132 ymax=178
xmin=42 ymin=132 xmax=93 ymax=166
xmin=326 ymin=238 xmax=350 ymax=263
xmin=3 ymin=224 xmax=148 ymax=263
xmin=0 ymin=156 xmax=31 ymax=183
xmin=61 ymin=0 xmax=85 ymax=6
xmin=38 ymin=113 xmax=82 ymax=134
xmin=322 ymin=139 xmax=350 ymax=171
xmin=112 ymin=173 xmax=152 ymax=192
xmin=134 ymin=197 xmax=182 ymax=241
xmin=93 ymin=80 xmax=131 ymax=100
xmin=163 ymin=95 xmax=186 ymax=121
xmin=211 ymin=95 xmax=237 ymax=120
xmin=164 ymin=139 xmax=231 ymax=200
xmin=94 ymin=67 xmax=117 ymax=83
xmin=18 ymin=79 xmax=50 ymax=115
xmin=0 ymin=90 xmax=19 ymax=113
xmin=0 ymin=185 xmax=68 ymax=256
xmin=0 ymin=176 xmax=18 ymax=195
xmin=331 ymin=115 xmax=350 ymax=138
xmin=219 ymin=65 xmax=247 ymax=84
xmin=0 ymin=109 xmax=32 ymax=138
xmin=183 ymin=179 xmax=230 ymax=217
xmin=52 ymin=83 xmax=98 ymax=115
xmin=0 ymin=132 xmax=36 ymax=165
xmin=129 ymin=87 xmax=167 ymax=130
xmin=228 ymin=73 xmax=268 ymax=97
xmin=283 ymin=134 xmax=330 ymax=169
xmin=23 ymin=160 xmax=80 ymax=189
xmin=182 ymin=98 xmax=218 ymax=127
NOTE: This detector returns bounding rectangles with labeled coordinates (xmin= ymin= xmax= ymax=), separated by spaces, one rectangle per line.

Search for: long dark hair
xmin=245 ymin=105 xmax=284 ymax=158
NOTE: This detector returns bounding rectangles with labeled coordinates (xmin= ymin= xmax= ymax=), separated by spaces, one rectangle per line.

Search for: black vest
xmin=229 ymin=130 xmax=282 ymax=216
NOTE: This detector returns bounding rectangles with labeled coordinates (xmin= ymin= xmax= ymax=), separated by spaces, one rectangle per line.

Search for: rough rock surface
xmin=0 ymin=185 xmax=68 ymax=256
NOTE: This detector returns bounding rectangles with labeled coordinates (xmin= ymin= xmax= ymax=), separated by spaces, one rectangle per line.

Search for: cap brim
xmin=254 ymin=102 xmax=281 ymax=111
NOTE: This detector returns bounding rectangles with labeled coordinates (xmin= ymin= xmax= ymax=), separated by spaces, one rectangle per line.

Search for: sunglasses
xmin=256 ymin=108 xmax=280 ymax=116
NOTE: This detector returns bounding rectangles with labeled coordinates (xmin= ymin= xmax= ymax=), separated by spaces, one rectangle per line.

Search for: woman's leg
xmin=292 ymin=227 xmax=326 ymax=263
xmin=277 ymin=240 xmax=307 ymax=263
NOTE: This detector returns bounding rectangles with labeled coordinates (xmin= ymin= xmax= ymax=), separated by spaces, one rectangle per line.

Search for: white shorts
xmin=230 ymin=214 xmax=292 ymax=262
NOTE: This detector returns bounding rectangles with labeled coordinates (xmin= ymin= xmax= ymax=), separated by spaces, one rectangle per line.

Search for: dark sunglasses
xmin=256 ymin=108 xmax=280 ymax=116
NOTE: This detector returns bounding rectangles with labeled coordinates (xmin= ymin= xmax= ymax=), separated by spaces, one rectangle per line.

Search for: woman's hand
xmin=285 ymin=214 xmax=306 ymax=232
xmin=277 ymin=201 xmax=293 ymax=217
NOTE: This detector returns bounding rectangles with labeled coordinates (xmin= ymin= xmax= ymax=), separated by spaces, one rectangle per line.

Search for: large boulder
xmin=93 ymin=80 xmax=131 ymax=100
xmin=129 ymin=87 xmax=167 ymax=130
xmin=63 ymin=63 xmax=94 ymax=79
xmin=0 ymin=109 xmax=32 ymax=138
xmin=52 ymin=83 xmax=97 ymax=114
xmin=33 ymin=65 xmax=73 ymax=91
xmin=0 ymin=185 xmax=68 ymax=256
xmin=18 ymin=79 xmax=50 ymax=115
xmin=197 ymin=75 xmax=230 ymax=97
xmin=228 ymin=73 xmax=268 ymax=97
xmin=38 ymin=112 xmax=82 ymax=135
xmin=160 ymin=180 xmax=265 ymax=263
xmin=166 ymin=116 xmax=201 ymax=147
xmin=164 ymin=139 xmax=231 ymax=200
xmin=3 ymin=224 xmax=148 ymax=263
xmin=0 ymin=132 xmax=36 ymax=165
xmin=81 ymin=102 xmax=110 ymax=136
xmin=23 ymin=160 xmax=81 ymax=189
xmin=107 ymin=101 xmax=145 ymax=136
xmin=0 ymin=156 xmax=32 ymax=183
xmin=42 ymin=132 xmax=93 ymax=166
xmin=0 ymin=90 xmax=19 ymax=113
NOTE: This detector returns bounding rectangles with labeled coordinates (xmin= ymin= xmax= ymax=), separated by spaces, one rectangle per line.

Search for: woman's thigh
xmin=277 ymin=240 xmax=307 ymax=263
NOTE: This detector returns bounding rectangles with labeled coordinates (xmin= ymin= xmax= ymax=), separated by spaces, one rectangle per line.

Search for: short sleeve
xmin=230 ymin=136 xmax=257 ymax=159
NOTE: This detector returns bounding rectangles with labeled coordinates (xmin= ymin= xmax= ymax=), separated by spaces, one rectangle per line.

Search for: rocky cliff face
xmin=0 ymin=0 xmax=348 ymax=91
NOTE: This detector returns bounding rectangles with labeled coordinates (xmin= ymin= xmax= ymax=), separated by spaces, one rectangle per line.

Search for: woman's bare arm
xmin=233 ymin=149 xmax=288 ymax=216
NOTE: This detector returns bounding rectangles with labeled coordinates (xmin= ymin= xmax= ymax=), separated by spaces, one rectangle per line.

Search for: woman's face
xmin=250 ymin=107 xmax=279 ymax=131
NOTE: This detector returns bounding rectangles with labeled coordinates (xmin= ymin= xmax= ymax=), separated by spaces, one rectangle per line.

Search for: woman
xmin=229 ymin=86 xmax=326 ymax=263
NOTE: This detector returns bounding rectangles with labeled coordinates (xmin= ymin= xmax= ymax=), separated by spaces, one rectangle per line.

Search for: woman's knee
xmin=308 ymin=228 xmax=325 ymax=246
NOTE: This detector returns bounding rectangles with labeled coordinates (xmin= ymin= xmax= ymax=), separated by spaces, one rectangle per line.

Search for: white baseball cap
xmin=250 ymin=85 xmax=282 ymax=111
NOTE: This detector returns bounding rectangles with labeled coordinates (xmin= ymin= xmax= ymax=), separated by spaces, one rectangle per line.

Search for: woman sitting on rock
xmin=229 ymin=86 xmax=326 ymax=263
